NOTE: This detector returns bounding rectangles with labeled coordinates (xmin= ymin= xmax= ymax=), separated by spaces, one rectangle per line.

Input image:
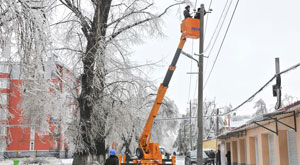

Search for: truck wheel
xmin=136 ymin=147 xmax=144 ymax=159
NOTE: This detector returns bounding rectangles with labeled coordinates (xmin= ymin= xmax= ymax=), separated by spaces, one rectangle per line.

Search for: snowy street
xmin=176 ymin=156 xmax=185 ymax=165
xmin=0 ymin=158 xmax=73 ymax=165
xmin=0 ymin=157 xmax=185 ymax=165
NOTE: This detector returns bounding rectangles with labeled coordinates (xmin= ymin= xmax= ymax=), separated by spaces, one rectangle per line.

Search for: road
xmin=176 ymin=156 xmax=185 ymax=165
xmin=0 ymin=157 xmax=185 ymax=165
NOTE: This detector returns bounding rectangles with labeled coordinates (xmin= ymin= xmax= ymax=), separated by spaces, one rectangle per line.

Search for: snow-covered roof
xmin=218 ymin=100 xmax=300 ymax=139
xmin=230 ymin=118 xmax=250 ymax=128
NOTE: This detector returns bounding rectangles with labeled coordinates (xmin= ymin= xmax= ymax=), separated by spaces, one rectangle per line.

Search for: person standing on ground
xmin=125 ymin=151 xmax=130 ymax=163
xmin=105 ymin=150 xmax=119 ymax=165
xmin=216 ymin=149 xmax=221 ymax=165
xmin=225 ymin=150 xmax=231 ymax=165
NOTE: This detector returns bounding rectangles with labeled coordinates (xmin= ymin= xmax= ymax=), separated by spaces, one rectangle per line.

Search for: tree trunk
xmin=72 ymin=0 xmax=112 ymax=165
xmin=73 ymin=140 xmax=106 ymax=165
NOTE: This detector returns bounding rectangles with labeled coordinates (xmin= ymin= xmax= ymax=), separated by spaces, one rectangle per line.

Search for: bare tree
xmin=51 ymin=0 xmax=184 ymax=164
xmin=1 ymin=0 xmax=185 ymax=164
xmin=173 ymin=99 xmax=221 ymax=151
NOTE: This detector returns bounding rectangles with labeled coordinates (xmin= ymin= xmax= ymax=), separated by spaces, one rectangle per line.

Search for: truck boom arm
xmin=139 ymin=35 xmax=186 ymax=148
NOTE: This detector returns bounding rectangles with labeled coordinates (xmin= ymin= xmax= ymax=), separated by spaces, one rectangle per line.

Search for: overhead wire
xmin=186 ymin=0 xmax=197 ymax=102
xmin=204 ymin=0 xmax=213 ymax=37
xmin=191 ymin=0 xmax=230 ymax=100
xmin=204 ymin=0 xmax=232 ymax=52
xmin=187 ymin=40 xmax=194 ymax=102
xmin=204 ymin=0 xmax=240 ymax=89
xmin=203 ymin=0 xmax=231 ymax=54
xmin=203 ymin=61 xmax=300 ymax=118
xmin=204 ymin=0 xmax=232 ymax=78
xmin=157 ymin=61 xmax=300 ymax=120
xmin=194 ymin=0 xmax=198 ymax=8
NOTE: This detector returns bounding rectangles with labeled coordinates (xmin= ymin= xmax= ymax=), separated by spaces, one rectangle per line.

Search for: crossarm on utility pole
xmin=139 ymin=35 xmax=186 ymax=148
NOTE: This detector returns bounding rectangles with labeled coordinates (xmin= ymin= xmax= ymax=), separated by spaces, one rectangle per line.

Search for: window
xmin=0 ymin=79 xmax=9 ymax=89
xmin=0 ymin=64 xmax=9 ymax=73
xmin=0 ymin=126 xmax=6 ymax=136
xmin=0 ymin=94 xmax=8 ymax=105
xmin=0 ymin=109 xmax=8 ymax=121
xmin=30 ymin=127 xmax=35 ymax=141
xmin=0 ymin=140 xmax=6 ymax=152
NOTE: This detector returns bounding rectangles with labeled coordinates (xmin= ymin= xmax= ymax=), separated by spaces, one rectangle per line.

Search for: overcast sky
xmin=131 ymin=0 xmax=300 ymax=116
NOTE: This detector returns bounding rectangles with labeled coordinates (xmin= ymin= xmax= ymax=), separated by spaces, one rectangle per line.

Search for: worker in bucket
xmin=194 ymin=7 xmax=207 ymax=19
xmin=184 ymin=5 xmax=192 ymax=19
xmin=105 ymin=149 xmax=119 ymax=165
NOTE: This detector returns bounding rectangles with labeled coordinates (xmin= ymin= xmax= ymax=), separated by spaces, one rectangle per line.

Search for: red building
xmin=0 ymin=58 xmax=76 ymax=158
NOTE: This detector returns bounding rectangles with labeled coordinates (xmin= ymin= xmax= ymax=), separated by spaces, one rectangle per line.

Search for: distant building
xmin=219 ymin=114 xmax=251 ymax=135
xmin=0 ymin=58 xmax=77 ymax=158
xmin=217 ymin=100 xmax=300 ymax=165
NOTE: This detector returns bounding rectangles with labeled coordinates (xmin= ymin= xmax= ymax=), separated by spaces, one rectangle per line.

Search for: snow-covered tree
xmin=51 ymin=1 xmax=185 ymax=164
xmin=282 ymin=94 xmax=298 ymax=107
xmin=253 ymin=98 xmax=267 ymax=117
xmin=0 ymin=0 xmax=66 ymax=135
xmin=2 ymin=1 xmax=184 ymax=164
xmin=173 ymin=99 xmax=223 ymax=152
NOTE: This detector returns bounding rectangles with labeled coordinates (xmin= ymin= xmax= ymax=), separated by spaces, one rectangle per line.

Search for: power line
xmin=204 ymin=0 xmax=214 ymax=37
xmin=206 ymin=61 xmax=300 ymax=117
xmin=204 ymin=0 xmax=232 ymax=78
xmin=158 ymin=61 xmax=300 ymax=120
xmin=204 ymin=0 xmax=231 ymax=53
xmin=187 ymin=41 xmax=194 ymax=102
xmin=191 ymin=0 xmax=232 ymax=100
xmin=204 ymin=0 xmax=240 ymax=89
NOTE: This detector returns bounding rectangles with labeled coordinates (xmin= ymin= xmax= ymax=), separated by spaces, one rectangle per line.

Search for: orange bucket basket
xmin=181 ymin=18 xmax=200 ymax=39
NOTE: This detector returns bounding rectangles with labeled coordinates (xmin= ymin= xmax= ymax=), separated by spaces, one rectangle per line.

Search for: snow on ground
xmin=0 ymin=157 xmax=73 ymax=165
xmin=176 ymin=156 xmax=185 ymax=165
xmin=0 ymin=157 xmax=183 ymax=165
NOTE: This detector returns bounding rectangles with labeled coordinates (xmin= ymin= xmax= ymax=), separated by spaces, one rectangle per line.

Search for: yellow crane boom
xmin=122 ymin=18 xmax=200 ymax=165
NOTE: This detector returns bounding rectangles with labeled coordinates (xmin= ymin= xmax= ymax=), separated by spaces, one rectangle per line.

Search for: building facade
xmin=0 ymin=59 xmax=76 ymax=158
xmin=217 ymin=101 xmax=300 ymax=165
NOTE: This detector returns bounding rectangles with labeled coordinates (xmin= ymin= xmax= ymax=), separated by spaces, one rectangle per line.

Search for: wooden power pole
xmin=197 ymin=4 xmax=205 ymax=165
xmin=190 ymin=100 xmax=192 ymax=150
xmin=216 ymin=108 xmax=219 ymax=137
xmin=274 ymin=58 xmax=281 ymax=109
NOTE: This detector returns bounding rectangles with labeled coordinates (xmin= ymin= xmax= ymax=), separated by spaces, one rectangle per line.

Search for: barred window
xmin=0 ymin=64 xmax=9 ymax=73
xmin=0 ymin=126 xmax=6 ymax=136
xmin=0 ymin=94 xmax=8 ymax=105
xmin=0 ymin=140 xmax=6 ymax=152
xmin=0 ymin=79 xmax=9 ymax=89
xmin=0 ymin=109 xmax=8 ymax=121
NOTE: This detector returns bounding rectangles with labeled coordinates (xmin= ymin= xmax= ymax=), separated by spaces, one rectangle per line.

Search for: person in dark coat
xmin=194 ymin=7 xmax=207 ymax=19
xmin=194 ymin=8 xmax=200 ymax=19
xmin=184 ymin=5 xmax=192 ymax=19
xmin=216 ymin=149 xmax=221 ymax=165
xmin=105 ymin=150 xmax=119 ymax=165
xmin=125 ymin=151 xmax=130 ymax=162
xmin=225 ymin=151 xmax=231 ymax=165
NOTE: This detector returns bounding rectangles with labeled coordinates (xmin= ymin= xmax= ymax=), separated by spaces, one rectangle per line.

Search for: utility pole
xmin=273 ymin=58 xmax=281 ymax=109
xmin=216 ymin=109 xmax=219 ymax=137
xmin=184 ymin=119 xmax=186 ymax=153
xmin=197 ymin=4 xmax=205 ymax=165
xmin=190 ymin=100 xmax=192 ymax=150
xmin=179 ymin=128 xmax=182 ymax=154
